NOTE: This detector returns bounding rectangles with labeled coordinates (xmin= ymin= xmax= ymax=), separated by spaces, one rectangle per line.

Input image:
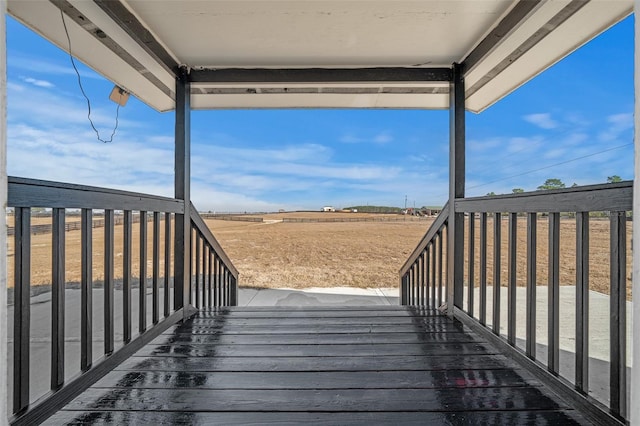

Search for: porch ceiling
xmin=8 ymin=0 xmax=632 ymax=112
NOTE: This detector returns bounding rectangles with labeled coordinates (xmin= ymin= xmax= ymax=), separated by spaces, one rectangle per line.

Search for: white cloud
xmin=373 ymin=132 xmax=393 ymax=144
xmin=340 ymin=131 xmax=394 ymax=144
xmin=599 ymin=112 xmax=633 ymax=142
xmin=523 ymin=113 xmax=558 ymax=130
xmin=8 ymin=53 xmax=103 ymax=80
xmin=21 ymin=76 xmax=54 ymax=88
xmin=8 ymin=81 xmax=139 ymax=130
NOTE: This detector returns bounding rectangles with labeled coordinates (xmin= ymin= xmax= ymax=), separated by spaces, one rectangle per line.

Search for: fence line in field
xmin=7 ymin=214 xmax=153 ymax=236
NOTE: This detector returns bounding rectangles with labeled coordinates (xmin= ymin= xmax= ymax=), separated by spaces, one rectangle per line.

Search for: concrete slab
xmin=378 ymin=288 xmax=401 ymax=305
xmin=239 ymin=287 xmax=397 ymax=307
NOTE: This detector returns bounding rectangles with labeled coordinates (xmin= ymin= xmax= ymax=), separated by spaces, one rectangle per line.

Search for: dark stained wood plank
xmin=187 ymin=316 xmax=459 ymax=326
xmin=62 ymin=387 xmax=569 ymax=412
xmin=134 ymin=342 xmax=494 ymax=357
xmin=43 ymin=410 xmax=587 ymax=426
xmin=150 ymin=331 xmax=481 ymax=345
xmin=165 ymin=323 xmax=467 ymax=335
xmin=200 ymin=308 xmax=439 ymax=318
xmin=117 ymin=354 xmax=519 ymax=373
xmin=46 ymin=305 xmax=592 ymax=425
xmin=92 ymin=369 xmax=537 ymax=390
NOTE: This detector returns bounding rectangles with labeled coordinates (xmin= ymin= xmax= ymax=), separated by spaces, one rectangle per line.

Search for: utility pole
xmin=404 ymin=195 xmax=407 ymax=210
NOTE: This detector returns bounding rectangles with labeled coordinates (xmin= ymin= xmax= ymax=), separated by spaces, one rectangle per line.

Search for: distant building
xmin=322 ymin=206 xmax=335 ymax=212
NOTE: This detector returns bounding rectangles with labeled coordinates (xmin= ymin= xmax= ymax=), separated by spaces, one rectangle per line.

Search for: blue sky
xmin=5 ymin=14 xmax=634 ymax=212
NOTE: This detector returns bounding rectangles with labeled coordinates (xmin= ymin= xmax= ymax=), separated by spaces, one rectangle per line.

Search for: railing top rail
xmin=8 ymin=176 xmax=185 ymax=213
xmin=399 ymin=201 xmax=449 ymax=276
xmin=455 ymin=181 xmax=632 ymax=213
xmin=190 ymin=202 xmax=239 ymax=278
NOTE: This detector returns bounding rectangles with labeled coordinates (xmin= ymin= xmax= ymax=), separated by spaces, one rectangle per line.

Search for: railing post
xmin=525 ymin=212 xmax=537 ymax=359
xmin=610 ymin=211 xmax=627 ymax=418
xmin=174 ymin=66 xmax=191 ymax=314
xmin=13 ymin=207 xmax=30 ymax=414
xmin=51 ymin=208 xmax=65 ymax=390
xmin=447 ymin=62 xmax=465 ymax=313
xmin=575 ymin=212 xmax=589 ymax=393
xmin=548 ymin=212 xmax=560 ymax=374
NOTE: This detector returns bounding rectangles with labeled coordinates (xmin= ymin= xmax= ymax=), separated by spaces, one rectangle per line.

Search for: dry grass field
xmin=205 ymin=214 xmax=432 ymax=289
xmin=5 ymin=212 xmax=633 ymax=298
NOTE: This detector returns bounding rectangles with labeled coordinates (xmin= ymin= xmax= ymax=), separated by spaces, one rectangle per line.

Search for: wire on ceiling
xmin=60 ymin=8 xmax=120 ymax=143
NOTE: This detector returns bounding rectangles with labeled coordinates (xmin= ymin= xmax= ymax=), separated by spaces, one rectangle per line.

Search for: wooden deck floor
xmin=45 ymin=306 xmax=591 ymax=425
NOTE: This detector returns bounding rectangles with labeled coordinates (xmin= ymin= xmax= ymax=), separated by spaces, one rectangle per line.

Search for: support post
xmin=174 ymin=66 xmax=191 ymax=314
xmin=447 ymin=62 xmax=465 ymax=314
xmin=0 ymin=0 xmax=8 ymax=421
xmin=631 ymin=2 xmax=640 ymax=423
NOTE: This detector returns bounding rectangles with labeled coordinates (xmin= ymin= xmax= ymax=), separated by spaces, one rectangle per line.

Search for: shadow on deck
xmin=44 ymin=306 xmax=590 ymax=425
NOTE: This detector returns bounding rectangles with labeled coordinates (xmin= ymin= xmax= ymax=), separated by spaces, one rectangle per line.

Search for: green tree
xmin=486 ymin=191 xmax=496 ymax=196
xmin=571 ymin=183 xmax=578 ymax=188
xmin=607 ymin=175 xmax=622 ymax=183
xmin=537 ymin=178 xmax=565 ymax=190
xmin=512 ymin=188 xmax=524 ymax=193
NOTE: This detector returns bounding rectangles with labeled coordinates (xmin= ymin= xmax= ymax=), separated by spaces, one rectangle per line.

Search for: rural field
xmin=5 ymin=211 xmax=633 ymax=298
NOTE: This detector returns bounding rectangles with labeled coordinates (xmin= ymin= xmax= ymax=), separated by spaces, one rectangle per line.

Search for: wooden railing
xmin=399 ymin=202 xmax=448 ymax=307
xmin=190 ymin=202 xmax=239 ymax=307
xmin=400 ymin=182 xmax=632 ymax=423
xmin=7 ymin=177 xmax=238 ymax=425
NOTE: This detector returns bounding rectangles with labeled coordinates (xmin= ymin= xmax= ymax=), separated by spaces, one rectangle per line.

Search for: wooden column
xmin=631 ymin=2 xmax=640 ymax=424
xmin=0 ymin=0 xmax=8 ymax=421
xmin=174 ymin=66 xmax=191 ymax=314
xmin=447 ymin=62 xmax=465 ymax=313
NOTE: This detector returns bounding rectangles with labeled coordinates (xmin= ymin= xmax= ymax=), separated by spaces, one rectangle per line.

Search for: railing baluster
xmin=480 ymin=213 xmax=487 ymax=325
xmin=431 ymin=242 xmax=437 ymax=309
xmin=208 ymin=247 xmax=213 ymax=308
xmin=139 ymin=211 xmax=147 ymax=333
xmin=152 ymin=212 xmax=160 ymax=324
xmin=421 ymin=251 xmax=426 ymax=307
xmin=548 ymin=212 xmax=560 ymax=374
xmin=507 ymin=212 xmax=517 ymax=346
xmin=412 ymin=261 xmax=417 ymax=305
xmin=14 ymin=207 xmax=31 ymax=413
xmin=195 ymin=231 xmax=201 ymax=309
xmin=202 ymin=244 xmax=207 ymax=308
xmin=526 ymin=212 xmax=537 ymax=359
xmin=164 ymin=212 xmax=171 ymax=318
xmin=51 ymin=208 xmax=65 ymax=390
xmin=610 ymin=211 xmax=627 ymax=418
xmin=104 ymin=209 xmax=115 ymax=355
xmin=424 ymin=248 xmax=430 ymax=308
xmin=230 ymin=274 xmax=237 ymax=306
xmin=492 ymin=213 xmax=501 ymax=335
xmin=81 ymin=208 xmax=93 ymax=371
xmin=468 ymin=213 xmax=475 ymax=315
xmin=226 ymin=268 xmax=231 ymax=306
xmin=123 ymin=210 xmax=132 ymax=343
xmin=222 ymin=267 xmax=227 ymax=306
xmin=437 ymin=230 xmax=443 ymax=307
xmin=214 ymin=256 xmax=219 ymax=307
xmin=576 ymin=212 xmax=589 ymax=393
xmin=408 ymin=271 xmax=412 ymax=306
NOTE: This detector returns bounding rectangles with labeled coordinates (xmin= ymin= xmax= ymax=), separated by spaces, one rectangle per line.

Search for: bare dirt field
xmin=205 ymin=215 xmax=432 ymax=289
xmin=6 ymin=212 xmax=632 ymax=298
